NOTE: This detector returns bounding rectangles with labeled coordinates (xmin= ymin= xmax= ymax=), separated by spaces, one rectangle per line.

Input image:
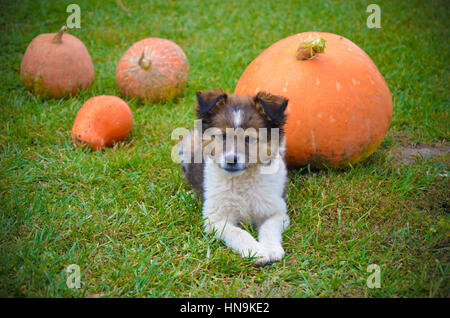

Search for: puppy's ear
xmin=254 ymin=91 xmax=288 ymax=125
xmin=196 ymin=89 xmax=227 ymax=118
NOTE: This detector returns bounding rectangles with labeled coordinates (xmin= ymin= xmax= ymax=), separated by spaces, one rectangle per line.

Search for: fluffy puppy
xmin=179 ymin=89 xmax=289 ymax=265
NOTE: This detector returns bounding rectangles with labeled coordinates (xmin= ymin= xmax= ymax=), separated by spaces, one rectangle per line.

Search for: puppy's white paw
xmin=252 ymin=246 xmax=285 ymax=266
xmin=239 ymin=244 xmax=269 ymax=265
xmin=265 ymin=245 xmax=285 ymax=263
xmin=253 ymin=253 xmax=271 ymax=266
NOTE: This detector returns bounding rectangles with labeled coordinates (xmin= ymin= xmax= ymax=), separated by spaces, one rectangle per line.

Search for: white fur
xmin=233 ymin=109 xmax=242 ymax=128
xmin=202 ymin=141 xmax=289 ymax=265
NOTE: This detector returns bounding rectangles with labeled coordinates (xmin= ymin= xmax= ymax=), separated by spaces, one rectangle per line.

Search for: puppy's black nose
xmin=227 ymin=155 xmax=238 ymax=165
xmin=225 ymin=155 xmax=238 ymax=167
xmin=222 ymin=154 xmax=244 ymax=173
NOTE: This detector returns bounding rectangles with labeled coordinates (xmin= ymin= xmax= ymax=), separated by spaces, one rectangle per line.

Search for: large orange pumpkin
xmin=235 ymin=32 xmax=393 ymax=168
xmin=72 ymin=95 xmax=132 ymax=151
xmin=20 ymin=26 xmax=94 ymax=98
xmin=116 ymin=37 xmax=189 ymax=103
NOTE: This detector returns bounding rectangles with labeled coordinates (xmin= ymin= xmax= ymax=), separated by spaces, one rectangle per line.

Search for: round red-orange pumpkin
xmin=116 ymin=37 xmax=189 ymax=103
xmin=20 ymin=26 xmax=94 ymax=98
xmin=72 ymin=95 xmax=132 ymax=150
xmin=235 ymin=32 xmax=393 ymax=168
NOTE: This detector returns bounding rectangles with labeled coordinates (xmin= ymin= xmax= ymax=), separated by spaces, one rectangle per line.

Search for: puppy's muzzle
xmin=220 ymin=153 xmax=246 ymax=175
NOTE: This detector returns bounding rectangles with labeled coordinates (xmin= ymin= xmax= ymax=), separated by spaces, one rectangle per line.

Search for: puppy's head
xmin=196 ymin=89 xmax=288 ymax=176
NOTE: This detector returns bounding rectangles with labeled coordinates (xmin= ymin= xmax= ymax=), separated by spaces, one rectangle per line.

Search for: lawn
xmin=0 ymin=0 xmax=449 ymax=297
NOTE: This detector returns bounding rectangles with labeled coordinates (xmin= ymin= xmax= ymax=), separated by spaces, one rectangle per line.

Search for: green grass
xmin=0 ymin=0 xmax=449 ymax=297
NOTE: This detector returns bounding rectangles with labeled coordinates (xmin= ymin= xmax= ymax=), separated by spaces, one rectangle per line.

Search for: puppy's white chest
xmin=203 ymin=161 xmax=287 ymax=222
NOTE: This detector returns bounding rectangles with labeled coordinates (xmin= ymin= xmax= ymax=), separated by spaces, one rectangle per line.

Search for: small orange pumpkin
xmin=235 ymin=32 xmax=393 ymax=168
xmin=20 ymin=26 xmax=94 ymax=98
xmin=116 ymin=37 xmax=189 ymax=103
xmin=72 ymin=95 xmax=132 ymax=150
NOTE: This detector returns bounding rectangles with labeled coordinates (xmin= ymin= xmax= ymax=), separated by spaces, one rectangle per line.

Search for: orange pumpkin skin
xmin=20 ymin=28 xmax=94 ymax=98
xmin=235 ymin=32 xmax=393 ymax=168
xmin=72 ymin=95 xmax=132 ymax=150
xmin=116 ymin=38 xmax=189 ymax=103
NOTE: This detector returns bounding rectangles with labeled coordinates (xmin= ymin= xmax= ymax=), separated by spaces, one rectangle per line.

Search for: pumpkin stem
xmin=138 ymin=51 xmax=152 ymax=71
xmin=52 ymin=26 xmax=68 ymax=44
xmin=296 ymin=37 xmax=327 ymax=60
